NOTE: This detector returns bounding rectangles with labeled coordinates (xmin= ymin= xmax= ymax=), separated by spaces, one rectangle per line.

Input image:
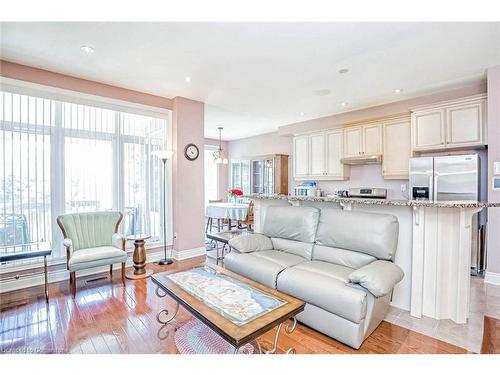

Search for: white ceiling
xmin=1 ymin=22 xmax=499 ymax=140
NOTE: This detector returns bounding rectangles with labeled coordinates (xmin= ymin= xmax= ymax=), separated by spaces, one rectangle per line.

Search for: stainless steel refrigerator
xmin=409 ymin=154 xmax=486 ymax=275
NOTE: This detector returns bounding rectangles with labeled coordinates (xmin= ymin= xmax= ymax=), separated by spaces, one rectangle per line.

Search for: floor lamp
xmin=152 ymin=149 xmax=174 ymax=266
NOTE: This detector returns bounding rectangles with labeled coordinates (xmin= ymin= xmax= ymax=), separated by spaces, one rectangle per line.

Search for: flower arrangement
xmin=227 ymin=189 xmax=243 ymax=198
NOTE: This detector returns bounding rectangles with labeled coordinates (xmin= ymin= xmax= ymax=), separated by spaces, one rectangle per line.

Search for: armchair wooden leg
xmin=121 ymin=262 xmax=126 ymax=285
xmin=110 ymin=264 xmax=113 ymax=278
xmin=70 ymin=272 xmax=76 ymax=298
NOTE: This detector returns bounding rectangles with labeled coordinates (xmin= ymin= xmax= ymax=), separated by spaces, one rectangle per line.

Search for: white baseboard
xmin=0 ymin=246 xmax=206 ymax=294
xmin=173 ymin=246 xmax=206 ymax=260
xmin=484 ymin=271 xmax=500 ymax=286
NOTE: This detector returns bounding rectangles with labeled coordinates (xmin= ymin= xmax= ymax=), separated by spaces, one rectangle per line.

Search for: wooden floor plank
xmin=0 ymin=257 xmax=474 ymax=354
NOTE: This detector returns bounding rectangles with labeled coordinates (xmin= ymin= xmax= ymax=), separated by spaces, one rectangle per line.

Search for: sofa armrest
xmin=228 ymin=233 xmax=273 ymax=253
xmin=112 ymin=233 xmax=126 ymax=251
xmin=348 ymin=260 xmax=404 ymax=297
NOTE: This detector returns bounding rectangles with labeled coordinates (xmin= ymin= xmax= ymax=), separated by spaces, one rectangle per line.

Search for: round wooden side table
xmin=125 ymin=234 xmax=153 ymax=280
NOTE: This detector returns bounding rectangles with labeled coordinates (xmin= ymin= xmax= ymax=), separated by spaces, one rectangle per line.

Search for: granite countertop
xmin=246 ymin=194 xmax=500 ymax=208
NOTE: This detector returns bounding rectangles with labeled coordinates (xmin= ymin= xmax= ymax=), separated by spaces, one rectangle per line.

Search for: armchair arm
xmin=112 ymin=233 xmax=126 ymax=251
xmin=63 ymin=238 xmax=73 ymax=268
xmin=348 ymin=260 xmax=404 ymax=298
xmin=228 ymin=233 xmax=273 ymax=253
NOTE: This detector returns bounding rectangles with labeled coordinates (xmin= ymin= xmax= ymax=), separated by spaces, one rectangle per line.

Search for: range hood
xmin=340 ymin=155 xmax=382 ymax=165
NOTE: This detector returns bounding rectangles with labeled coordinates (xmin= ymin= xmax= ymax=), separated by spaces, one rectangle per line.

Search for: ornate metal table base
xmin=155 ymin=286 xmax=180 ymax=340
xmin=233 ymin=317 xmax=298 ymax=354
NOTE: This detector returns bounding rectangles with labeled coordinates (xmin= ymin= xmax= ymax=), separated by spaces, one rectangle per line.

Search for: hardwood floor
xmin=0 ymin=256 xmax=470 ymax=354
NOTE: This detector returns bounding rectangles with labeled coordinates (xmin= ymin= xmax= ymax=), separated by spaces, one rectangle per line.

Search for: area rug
xmin=174 ymin=319 xmax=255 ymax=354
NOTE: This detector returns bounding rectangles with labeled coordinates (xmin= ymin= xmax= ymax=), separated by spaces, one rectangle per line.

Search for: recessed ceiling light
xmin=341 ymin=102 xmax=348 ymax=107
xmin=315 ymin=89 xmax=331 ymax=96
xmin=394 ymin=88 xmax=403 ymax=93
xmin=80 ymin=45 xmax=94 ymax=54
xmin=185 ymin=76 xmax=191 ymax=83
xmin=338 ymin=68 xmax=349 ymax=74
xmin=300 ymin=112 xmax=305 ymax=116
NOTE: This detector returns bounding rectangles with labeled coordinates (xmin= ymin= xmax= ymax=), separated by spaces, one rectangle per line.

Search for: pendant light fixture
xmin=213 ymin=127 xmax=228 ymax=164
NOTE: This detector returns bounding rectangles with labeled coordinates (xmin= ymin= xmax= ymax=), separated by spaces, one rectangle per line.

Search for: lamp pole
xmin=158 ymin=157 xmax=173 ymax=265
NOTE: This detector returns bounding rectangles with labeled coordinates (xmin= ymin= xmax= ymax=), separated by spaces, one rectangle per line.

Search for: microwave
xmin=294 ymin=186 xmax=317 ymax=197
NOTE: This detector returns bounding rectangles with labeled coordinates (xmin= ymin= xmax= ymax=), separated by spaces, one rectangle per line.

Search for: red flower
xmin=228 ymin=189 xmax=243 ymax=196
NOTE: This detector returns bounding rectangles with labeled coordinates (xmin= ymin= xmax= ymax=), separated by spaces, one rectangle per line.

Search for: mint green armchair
xmin=57 ymin=211 xmax=127 ymax=297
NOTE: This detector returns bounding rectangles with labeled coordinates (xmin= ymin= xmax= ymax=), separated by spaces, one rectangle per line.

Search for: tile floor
xmin=384 ymin=276 xmax=500 ymax=353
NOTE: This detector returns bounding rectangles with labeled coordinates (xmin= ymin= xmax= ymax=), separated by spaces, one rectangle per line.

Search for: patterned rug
xmin=174 ymin=319 xmax=255 ymax=354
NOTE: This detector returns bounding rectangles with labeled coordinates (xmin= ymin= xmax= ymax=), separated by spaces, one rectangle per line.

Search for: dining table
xmin=205 ymin=202 xmax=249 ymax=231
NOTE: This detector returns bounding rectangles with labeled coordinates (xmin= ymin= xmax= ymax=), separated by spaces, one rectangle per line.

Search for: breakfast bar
xmin=247 ymin=194 xmax=500 ymax=324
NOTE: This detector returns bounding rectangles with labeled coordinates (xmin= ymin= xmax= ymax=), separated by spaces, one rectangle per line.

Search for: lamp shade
xmin=151 ymin=149 xmax=174 ymax=160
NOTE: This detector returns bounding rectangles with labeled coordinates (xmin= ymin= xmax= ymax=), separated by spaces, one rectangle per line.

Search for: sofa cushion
xmin=68 ymin=246 xmax=127 ymax=272
xmin=315 ymin=208 xmax=399 ymax=261
xmin=262 ymin=206 xmax=320 ymax=243
xmin=228 ymin=233 xmax=273 ymax=253
xmin=312 ymin=244 xmax=376 ymax=269
xmin=277 ymin=260 xmax=367 ymax=324
xmin=271 ymin=238 xmax=314 ymax=260
xmin=224 ymin=250 xmax=306 ymax=288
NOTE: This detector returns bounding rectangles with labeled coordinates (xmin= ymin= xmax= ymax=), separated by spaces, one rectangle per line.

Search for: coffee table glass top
xmin=165 ymin=266 xmax=286 ymax=326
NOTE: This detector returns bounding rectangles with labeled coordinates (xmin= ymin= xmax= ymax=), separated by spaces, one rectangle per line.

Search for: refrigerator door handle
xmin=433 ymin=173 xmax=439 ymax=201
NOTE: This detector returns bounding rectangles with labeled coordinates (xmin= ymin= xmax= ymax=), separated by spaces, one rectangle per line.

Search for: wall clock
xmin=184 ymin=143 xmax=200 ymax=161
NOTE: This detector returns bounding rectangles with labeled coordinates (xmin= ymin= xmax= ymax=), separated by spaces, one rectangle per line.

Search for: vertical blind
xmin=0 ymin=90 xmax=169 ymax=265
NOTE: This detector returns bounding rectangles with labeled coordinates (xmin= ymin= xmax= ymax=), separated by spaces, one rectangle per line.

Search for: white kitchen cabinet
xmin=383 ymin=118 xmax=411 ymax=179
xmin=446 ymin=102 xmax=484 ymax=147
xmin=343 ymin=123 xmax=382 ymax=157
xmin=293 ymin=130 xmax=348 ymax=180
xmin=363 ymin=123 xmax=383 ymax=155
xmin=411 ymin=95 xmax=487 ymax=151
xmin=325 ymin=130 xmax=349 ymax=179
xmin=293 ymin=135 xmax=309 ymax=178
xmin=309 ymin=133 xmax=326 ymax=176
xmin=412 ymin=109 xmax=446 ymax=150
xmin=343 ymin=127 xmax=362 ymax=157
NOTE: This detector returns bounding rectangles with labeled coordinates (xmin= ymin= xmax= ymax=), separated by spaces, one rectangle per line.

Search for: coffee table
xmin=151 ymin=263 xmax=305 ymax=354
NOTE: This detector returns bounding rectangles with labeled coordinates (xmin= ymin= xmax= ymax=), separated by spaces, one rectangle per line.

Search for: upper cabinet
xmin=411 ymin=95 xmax=487 ymax=151
xmin=293 ymin=135 xmax=309 ymax=178
xmin=343 ymin=123 xmax=382 ymax=157
xmin=382 ymin=117 xmax=411 ymax=179
xmin=293 ymin=130 xmax=349 ymax=180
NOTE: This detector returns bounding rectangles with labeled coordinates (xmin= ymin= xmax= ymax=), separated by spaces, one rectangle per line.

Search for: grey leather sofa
xmin=225 ymin=206 xmax=404 ymax=349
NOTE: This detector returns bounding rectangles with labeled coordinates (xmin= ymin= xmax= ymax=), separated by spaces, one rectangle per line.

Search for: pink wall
xmin=204 ymin=138 xmax=229 ymax=200
xmin=0 ymin=60 xmax=173 ymax=110
xmin=487 ymin=66 xmax=500 ymax=276
xmin=171 ymin=97 xmax=206 ymax=252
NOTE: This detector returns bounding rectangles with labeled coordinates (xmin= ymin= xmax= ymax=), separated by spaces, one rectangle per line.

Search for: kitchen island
xmin=247 ymin=194 xmax=500 ymax=324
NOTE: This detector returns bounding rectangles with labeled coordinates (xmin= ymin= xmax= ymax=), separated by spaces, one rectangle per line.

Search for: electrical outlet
xmin=401 ymin=184 xmax=407 ymax=193
xmin=173 ymin=233 xmax=177 ymax=239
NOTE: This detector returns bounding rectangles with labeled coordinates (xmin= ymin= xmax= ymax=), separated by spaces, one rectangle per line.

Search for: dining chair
xmin=237 ymin=201 xmax=254 ymax=232
xmin=57 ymin=211 xmax=126 ymax=298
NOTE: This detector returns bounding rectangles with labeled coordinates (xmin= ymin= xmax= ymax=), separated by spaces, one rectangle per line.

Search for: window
xmin=204 ymin=146 xmax=219 ymax=207
xmin=0 ymin=89 xmax=169 ymax=265
xmin=230 ymin=160 xmax=250 ymax=195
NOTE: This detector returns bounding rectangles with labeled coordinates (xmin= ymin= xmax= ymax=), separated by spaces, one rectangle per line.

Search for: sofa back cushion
xmin=314 ymin=208 xmax=399 ymax=261
xmin=263 ymin=206 xmax=320 ymax=243
xmin=263 ymin=206 xmax=320 ymax=259
xmin=58 ymin=211 xmax=122 ymax=251
xmin=271 ymin=238 xmax=314 ymax=259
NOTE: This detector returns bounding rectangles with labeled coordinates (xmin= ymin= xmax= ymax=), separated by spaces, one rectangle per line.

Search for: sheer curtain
xmin=0 ymin=89 xmax=169 ymax=265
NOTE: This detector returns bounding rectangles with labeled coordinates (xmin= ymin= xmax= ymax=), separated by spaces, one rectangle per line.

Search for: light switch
xmin=495 ymin=162 xmax=500 ymax=175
